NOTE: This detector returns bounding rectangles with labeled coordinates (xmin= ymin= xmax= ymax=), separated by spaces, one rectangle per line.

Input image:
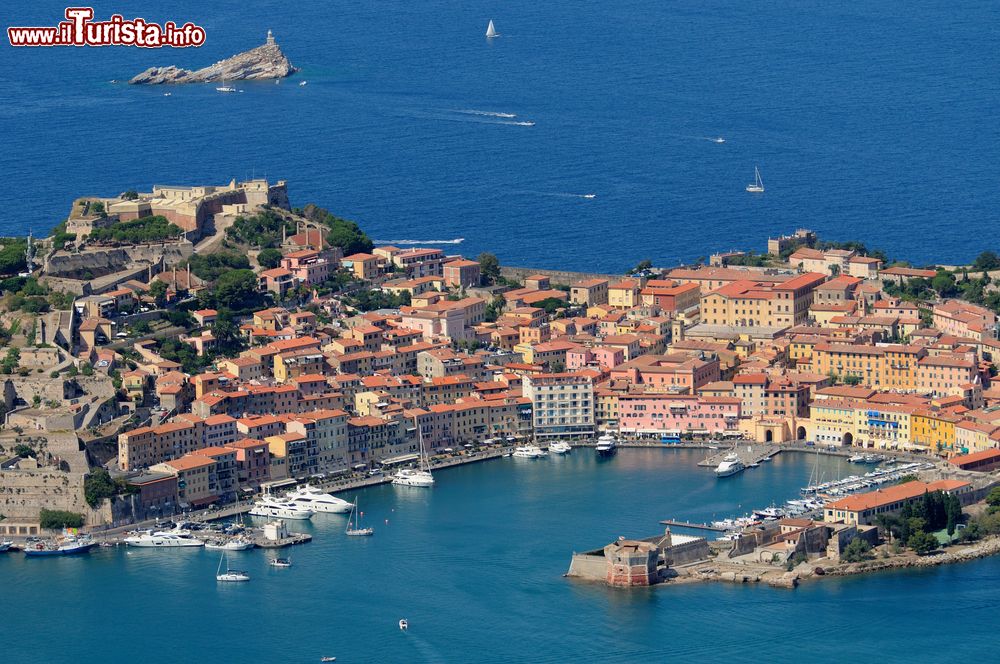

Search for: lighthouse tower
xmin=266 ymin=29 xmax=275 ymax=46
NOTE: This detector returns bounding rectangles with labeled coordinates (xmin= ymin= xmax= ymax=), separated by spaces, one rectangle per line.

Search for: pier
xmin=697 ymin=444 xmax=781 ymax=468
xmin=659 ymin=520 xmax=726 ymax=532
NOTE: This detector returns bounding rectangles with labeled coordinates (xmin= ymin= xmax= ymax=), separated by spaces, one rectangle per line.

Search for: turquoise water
xmin=5 ymin=449 xmax=999 ymax=662
xmin=3 ymin=1 xmax=1000 ymax=269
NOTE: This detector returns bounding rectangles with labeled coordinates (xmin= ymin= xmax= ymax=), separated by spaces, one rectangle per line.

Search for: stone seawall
xmin=500 ymin=266 xmax=621 ymax=287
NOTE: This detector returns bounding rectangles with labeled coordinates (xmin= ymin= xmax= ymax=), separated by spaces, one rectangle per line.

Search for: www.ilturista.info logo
xmin=7 ymin=7 xmax=206 ymax=48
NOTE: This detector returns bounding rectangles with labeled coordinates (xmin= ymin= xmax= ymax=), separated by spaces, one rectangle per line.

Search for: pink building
xmin=609 ymin=354 xmax=721 ymax=394
xmin=281 ymin=249 xmax=331 ymax=286
xmin=567 ymin=347 xmax=625 ymax=371
xmin=618 ymin=394 xmax=741 ymax=434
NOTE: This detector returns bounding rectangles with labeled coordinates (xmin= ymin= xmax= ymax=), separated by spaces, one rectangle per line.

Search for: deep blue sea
xmin=2 ymin=1 xmax=1000 ymax=270
xmin=4 ymin=449 xmax=1000 ymax=663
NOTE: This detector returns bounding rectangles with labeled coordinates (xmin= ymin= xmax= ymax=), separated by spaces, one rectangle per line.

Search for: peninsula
xmin=129 ymin=30 xmax=297 ymax=85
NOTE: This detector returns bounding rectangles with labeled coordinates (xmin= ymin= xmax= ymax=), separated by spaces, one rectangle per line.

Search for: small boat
xmin=0 ymin=541 xmax=14 ymax=552
xmin=163 ymin=92 xmax=172 ymax=97
xmin=321 ymin=658 xmax=337 ymax=662
xmin=753 ymin=505 xmax=786 ymax=520
xmin=596 ymin=434 xmax=618 ymax=456
xmin=216 ymin=85 xmax=237 ymax=93
xmin=216 ymin=553 xmax=250 ymax=582
xmin=299 ymin=81 xmax=308 ymax=86
xmin=714 ymin=453 xmax=745 ymax=477
xmin=486 ymin=20 xmax=498 ymax=39
xmin=746 ymin=166 xmax=764 ymax=193
xmin=548 ymin=441 xmax=572 ymax=454
xmin=345 ymin=498 xmax=374 ymax=536
xmin=399 ymin=619 xmax=408 ymax=631
xmin=847 ymin=454 xmax=866 ymax=463
xmin=713 ymin=137 xmax=725 ymax=143
xmin=582 ymin=193 xmax=596 ymax=199
xmin=270 ymin=557 xmax=292 ymax=568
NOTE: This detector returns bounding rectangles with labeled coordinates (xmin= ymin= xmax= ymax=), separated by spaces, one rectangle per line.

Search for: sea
xmin=4 ymin=449 xmax=1000 ymax=663
xmin=2 ymin=1 xmax=1000 ymax=271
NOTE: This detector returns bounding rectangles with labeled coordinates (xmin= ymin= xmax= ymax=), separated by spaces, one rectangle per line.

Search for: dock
xmin=659 ymin=520 xmax=726 ymax=532
xmin=252 ymin=532 xmax=312 ymax=548
xmin=696 ymin=444 xmax=781 ymax=468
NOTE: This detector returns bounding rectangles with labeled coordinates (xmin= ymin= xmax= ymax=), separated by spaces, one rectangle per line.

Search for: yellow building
xmin=608 ymin=280 xmax=642 ymax=309
xmin=808 ymin=398 xmax=860 ymax=446
xmin=911 ymin=409 xmax=960 ymax=453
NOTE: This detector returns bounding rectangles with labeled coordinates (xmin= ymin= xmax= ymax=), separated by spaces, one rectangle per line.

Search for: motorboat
xmin=595 ymin=434 xmax=618 ymax=456
xmin=548 ymin=441 xmax=572 ymax=454
xmin=321 ymin=658 xmax=337 ymax=662
xmin=847 ymin=454 xmax=866 ymax=463
xmin=512 ymin=445 xmax=547 ymax=458
xmin=392 ymin=467 xmax=435 ymax=487
xmin=746 ymin=165 xmax=764 ymax=193
xmin=299 ymin=80 xmax=308 ymax=86
xmin=0 ymin=541 xmax=13 ymax=552
xmin=248 ymin=495 xmax=314 ymax=520
xmin=216 ymin=553 xmax=250 ymax=582
xmin=713 ymin=137 xmax=725 ymax=143
xmin=124 ymin=529 xmax=205 ymax=548
xmin=286 ymin=485 xmax=353 ymax=514
xmin=753 ymin=505 xmax=786 ymax=520
xmin=399 ymin=619 xmax=408 ymax=631
xmin=270 ymin=557 xmax=292 ymax=568
xmin=714 ymin=453 xmax=745 ymax=477
xmin=345 ymin=498 xmax=374 ymax=536
xmin=205 ymin=537 xmax=255 ymax=551
xmin=23 ymin=534 xmax=96 ymax=556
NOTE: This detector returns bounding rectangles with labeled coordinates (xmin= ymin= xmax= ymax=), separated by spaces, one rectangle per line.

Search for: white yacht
xmin=248 ymin=495 xmax=314 ymax=520
xmin=485 ymin=20 xmax=498 ymax=39
xmin=0 ymin=541 xmax=13 ymax=552
xmin=286 ymin=485 xmax=353 ymax=514
xmin=746 ymin=166 xmax=764 ymax=193
xmin=216 ymin=85 xmax=237 ymax=93
xmin=513 ymin=445 xmax=547 ymax=458
xmin=595 ymin=434 xmax=618 ymax=456
xmin=124 ymin=529 xmax=205 ymax=548
xmin=714 ymin=453 xmax=745 ymax=477
xmin=549 ymin=441 xmax=572 ymax=454
xmin=345 ymin=498 xmax=374 ymax=537
xmin=393 ymin=418 xmax=435 ymax=487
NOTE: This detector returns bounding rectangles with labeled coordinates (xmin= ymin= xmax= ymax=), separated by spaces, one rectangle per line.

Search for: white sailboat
xmin=486 ymin=20 xmax=498 ymax=39
xmin=392 ymin=419 xmax=435 ymax=487
xmin=216 ymin=552 xmax=250 ymax=582
xmin=345 ymin=498 xmax=373 ymax=536
xmin=746 ymin=166 xmax=764 ymax=193
xmin=216 ymin=78 xmax=237 ymax=93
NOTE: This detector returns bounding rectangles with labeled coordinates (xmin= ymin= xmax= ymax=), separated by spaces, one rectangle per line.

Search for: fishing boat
xmin=24 ymin=533 xmax=96 ymax=557
xmin=345 ymin=498 xmax=374 ymax=537
xmin=215 ymin=552 xmax=250 ymax=582
xmin=746 ymin=166 xmax=764 ymax=193
xmin=269 ymin=557 xmax=292 ymax=568
xmin=485 ymin=20 xmax=498 ymax=39
xmin=393 ymin=418 xmax=435 ymax=487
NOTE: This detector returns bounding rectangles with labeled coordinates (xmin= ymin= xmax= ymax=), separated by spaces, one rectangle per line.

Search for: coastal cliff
xmin=130 ymin=30 xmax=296 ymax=85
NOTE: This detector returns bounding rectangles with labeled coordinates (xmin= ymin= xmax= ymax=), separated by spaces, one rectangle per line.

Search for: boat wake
xmin=515 ymin=190 xmax=596 ymax=200
xmin=373 ymin=238 xmax=465 ymax=245
xmin=449 ymin=109 xmax=517 ymax=119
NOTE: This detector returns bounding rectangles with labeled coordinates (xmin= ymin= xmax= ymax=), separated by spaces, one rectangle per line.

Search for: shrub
xmin=39 ymin=509 xmax=84 ymax=529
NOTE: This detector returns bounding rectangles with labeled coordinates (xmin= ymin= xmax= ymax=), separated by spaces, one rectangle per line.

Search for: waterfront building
xmin=150 ymin=455 xmax=218 ymax=509
xmin=617 ymin=393 xmax=741 ymax=436
xmin=570 ymin=278 xmax=609 ymax=307
xmin=824 ymin=479 xmax=972 ymax=526
xmin=522 ymin=373 xmax=596 ymax=440
xmin=608 ymin=279 xmax=642 ymax=309
xmin=442 ymin=258 xmax=481 ymax=288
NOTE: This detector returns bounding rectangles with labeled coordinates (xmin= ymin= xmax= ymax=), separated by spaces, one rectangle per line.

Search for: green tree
xmin=972 ymin=251 xmax=1000 ymax=272
xmin=842 ymin=537 xmax=873 ymax=563
xmin=931 ymin=271 xmax=958 ymax=298
xmin=301 ymin=204 xmax=373 ymax=255
xmin=0 ymin=238 xmax=28 ymax=275
xmin=39 ymin=509 xmax=84 ymax=529
xmin=258 ymin=248 xmax=284 ymax=269
xmin=84 ymin=468 xmax=118 ymax=508
xmin=202 ymin=270 xmax=262 ymax=312
xmin=945 ymin=493 xmax=962 ymax=536
xmin=478 ymin=253 xmax=501 ymax=284
xmin=907 ymin=530 xmax=939 ymax=555
xmin=122 ymin=189 xmax=139 ymax=200
xmin=149 ymin=280 xmax=168 ymax=307
xmin=88 ymin=215 xmax=182 ymax=244
xmin=985 ymin=486 xmax=1000 ymax=511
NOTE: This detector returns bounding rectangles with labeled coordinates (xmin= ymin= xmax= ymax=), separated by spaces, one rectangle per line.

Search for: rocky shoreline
xmin=130 ymin=32 xmax=296 ymax=85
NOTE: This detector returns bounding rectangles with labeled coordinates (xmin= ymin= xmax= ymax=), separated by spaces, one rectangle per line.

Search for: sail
xmin=486 ymin=20 xmax=497 ymax=38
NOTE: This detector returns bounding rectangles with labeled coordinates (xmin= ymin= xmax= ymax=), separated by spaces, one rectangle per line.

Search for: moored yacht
xmin=392 ymin=467 xmax=435 ymax=487
xmin=204 ymin=537 xmax=255 ymax=551
xmin=124 ymin=529 xmax=205 ymax=548
xmin=248 ymin=495 xmax=314 ymax=520
xmin=512 ymin=445 xmax=547 ymax=458
xmin=714 ymin=453 xmax=745 ymax=477
xmin=595 ymin=434 xmax=618 ymax=456
xmin=285 ymin=485 xmax=353 ymax=514
xmin=548 ymin=441 xmax=572 ymax=454
xmin=216 ymin=553 xmax=250 ymax=582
